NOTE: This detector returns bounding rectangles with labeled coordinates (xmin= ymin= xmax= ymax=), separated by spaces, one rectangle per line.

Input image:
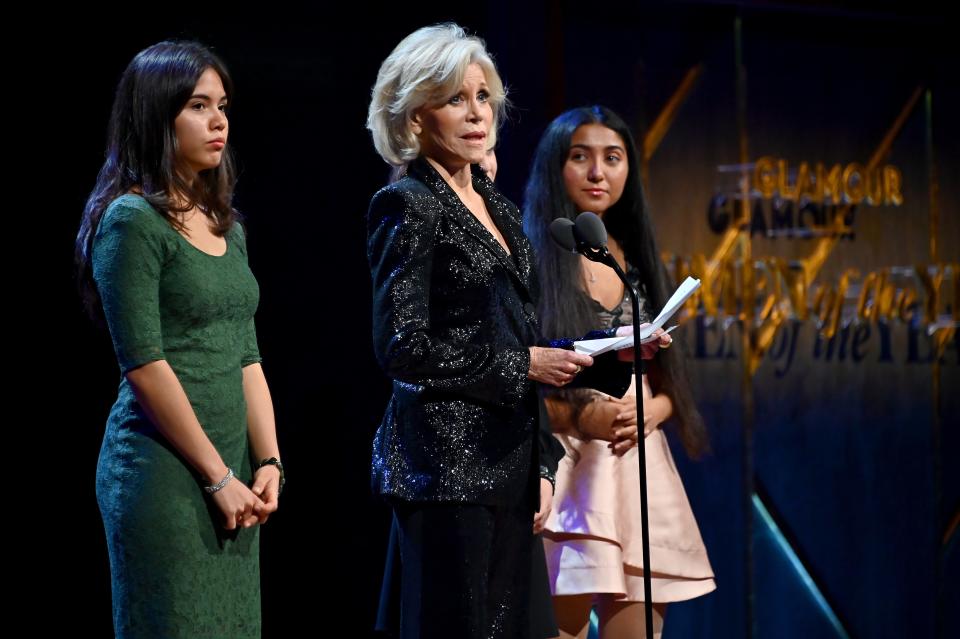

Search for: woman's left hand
xmin=250 ymin=465 xmax=281 ymax=524
xmin=533 ymin=478 xmax=554 ymax=534
xmin=615 ymin=324 xmax=672 ymax=361
xmin=609 ymin=395 xmax=667 ymax=456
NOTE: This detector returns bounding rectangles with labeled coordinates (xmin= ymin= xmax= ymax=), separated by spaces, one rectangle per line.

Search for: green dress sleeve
xmin=239 ymin=318 xmax=261 ymax=368
xmin=232 ymin=222 xmax=263 ymax=367
xmin=92 ymin=200 xmax=169 ymax=374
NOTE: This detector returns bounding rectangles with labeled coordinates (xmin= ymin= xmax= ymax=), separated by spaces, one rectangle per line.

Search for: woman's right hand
xmin=574 ymin=399 xmax=620 ymax=441
xmin=528 ymin=347 xmax=593 ymax=387
xmin=574 ymin=396 xmax=641 ymax=448
xmin=210 ymin=478 xmax=266 ymax=530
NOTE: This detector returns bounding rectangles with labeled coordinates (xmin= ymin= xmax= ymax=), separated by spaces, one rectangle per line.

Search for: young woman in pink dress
xmin=523 ymin=105 xmax=716 ymax=639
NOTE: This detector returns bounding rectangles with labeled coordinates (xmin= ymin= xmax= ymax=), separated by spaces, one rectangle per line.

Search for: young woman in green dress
xmin=75 ymin=41 xmax=282 ymax=639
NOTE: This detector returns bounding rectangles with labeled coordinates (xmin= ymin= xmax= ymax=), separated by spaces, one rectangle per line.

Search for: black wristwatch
xmin=255 ymin=457 xmax=285 ymax=495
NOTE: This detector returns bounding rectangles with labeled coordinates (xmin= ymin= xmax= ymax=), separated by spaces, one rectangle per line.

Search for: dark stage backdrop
xmin=43 ymin=2 xmax=956 ymax=637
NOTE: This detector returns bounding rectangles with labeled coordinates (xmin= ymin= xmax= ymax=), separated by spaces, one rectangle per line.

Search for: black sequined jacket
xmin=368 ymin=157 xmax=547 ymax=506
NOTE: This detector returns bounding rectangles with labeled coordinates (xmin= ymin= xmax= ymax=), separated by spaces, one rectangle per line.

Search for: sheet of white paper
xmin=643 ymin=276 xmax=701 ymax=336
xmin=573 ymin=325 xmax=679 ymax=356
xmin=571 ymin=276 xmax=699 ymax=356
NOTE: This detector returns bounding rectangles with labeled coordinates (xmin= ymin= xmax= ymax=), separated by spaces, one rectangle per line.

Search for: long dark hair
xmin=523 ymin=105 xmax=708 ymax=457
xmin=75 ymin=40 xmax=238 ymax=319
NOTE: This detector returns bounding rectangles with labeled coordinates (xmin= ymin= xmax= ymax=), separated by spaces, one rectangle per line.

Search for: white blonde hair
xmin=366 ymin=23 xmax=507 ymax=167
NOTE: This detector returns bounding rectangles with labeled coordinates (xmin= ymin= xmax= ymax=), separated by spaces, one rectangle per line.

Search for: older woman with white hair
xmin=366 ymin=23 xmax=592 ymax=639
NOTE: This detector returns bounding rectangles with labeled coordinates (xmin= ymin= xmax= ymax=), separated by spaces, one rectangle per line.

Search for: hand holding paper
xmin=573 ymin=277 xmax=701 ymax=356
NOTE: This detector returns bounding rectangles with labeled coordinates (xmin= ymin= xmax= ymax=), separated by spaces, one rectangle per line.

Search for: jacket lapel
xmin=472 ymin=169 xmax=536 ymax=297
xmin=409 ymin=158 xmax=533 ymax=300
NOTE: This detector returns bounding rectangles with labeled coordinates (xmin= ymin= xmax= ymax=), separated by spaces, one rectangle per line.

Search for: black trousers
xmin=393 ymin=497 xmax=534 ymax=639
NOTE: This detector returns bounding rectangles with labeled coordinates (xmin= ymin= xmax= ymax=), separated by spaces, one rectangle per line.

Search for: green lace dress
xmin=93 ymin=194 xmax=262 ymax=638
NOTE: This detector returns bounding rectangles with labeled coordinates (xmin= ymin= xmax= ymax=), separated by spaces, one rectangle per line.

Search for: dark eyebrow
xmin=569 ymin=143 xmax=626 ymax=152
xmin=188 ymin=93 xmax=228 ymax=102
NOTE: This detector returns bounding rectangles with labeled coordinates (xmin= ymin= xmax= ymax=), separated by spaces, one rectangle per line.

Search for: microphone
xmin=549 ymin=212 xmax=607 ymax=255
xmin=548 ymin=218 xmax=577 ymax=252
xmin=573 ymin=212 xmax=607 ymax=250
xmin=549 ymin=212 xmax=615 ymax=267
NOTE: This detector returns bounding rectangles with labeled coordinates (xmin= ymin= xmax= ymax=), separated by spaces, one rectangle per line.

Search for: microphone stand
xmin=579 ymin=242 xmax=655 ymax=639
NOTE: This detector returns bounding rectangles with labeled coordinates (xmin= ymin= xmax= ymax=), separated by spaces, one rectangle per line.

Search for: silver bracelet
xmin=204 ymin=468 xmax=235 ymax=494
